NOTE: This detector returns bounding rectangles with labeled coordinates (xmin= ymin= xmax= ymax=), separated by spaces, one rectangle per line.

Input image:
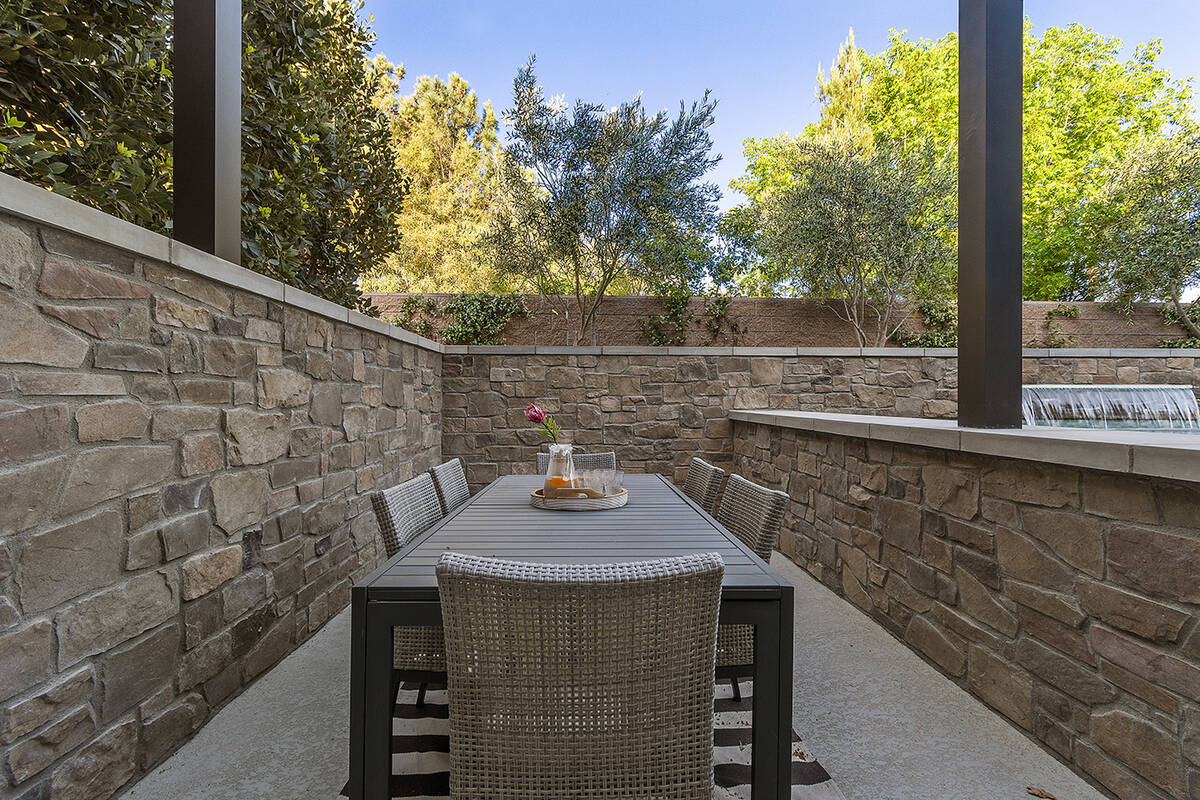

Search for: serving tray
xmin=529 ymin=487 xmax=628 ymax=511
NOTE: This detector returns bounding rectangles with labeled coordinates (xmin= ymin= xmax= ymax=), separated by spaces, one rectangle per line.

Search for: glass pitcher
xmin=543 ymin=443 xmax=576 ymax=497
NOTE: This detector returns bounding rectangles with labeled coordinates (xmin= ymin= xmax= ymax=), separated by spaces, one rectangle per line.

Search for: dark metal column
xmin=173 ymin=0 xmax=242 ymax=264
xmin=958 ymin=0 xmax=1023 ymax=428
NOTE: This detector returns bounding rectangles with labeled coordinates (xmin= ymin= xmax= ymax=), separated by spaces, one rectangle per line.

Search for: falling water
xmin=1022 ymin=385 xmax=1200 ymax=430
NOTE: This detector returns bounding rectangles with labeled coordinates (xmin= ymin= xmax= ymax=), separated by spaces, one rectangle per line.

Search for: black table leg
xmin=775 ymin=585 xmax=795 ymax=796
xmin=363 ymin=604 xmax=393 ymax=799
xmin=348 ymin=587 xmax=365 ymax=799
xmin=749 ymin=599 xmax=784 ymax=800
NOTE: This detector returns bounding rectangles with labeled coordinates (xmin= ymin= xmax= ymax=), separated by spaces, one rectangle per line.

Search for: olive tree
xmin=484 ymin=57 xmax=721 ymax=343
xmin=755 ymin=138 xmax=956 ymax=346
xmin=1101 ymin=131 xmax=1200 ymax=340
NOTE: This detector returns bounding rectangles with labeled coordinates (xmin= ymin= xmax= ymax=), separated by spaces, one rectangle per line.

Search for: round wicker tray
xmin=529 ymin=487 xmax=628 ymax=511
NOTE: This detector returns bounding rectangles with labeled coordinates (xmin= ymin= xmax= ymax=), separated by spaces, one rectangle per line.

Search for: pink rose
xmin=525 ymin=403 xmax=547 ymax=423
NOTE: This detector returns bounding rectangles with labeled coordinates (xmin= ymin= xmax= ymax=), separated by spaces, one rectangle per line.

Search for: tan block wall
xmin=370 ymin=293 xmax=1186 ymax=349
xmin=0 ymin=211 xmax=441 ymax=799
xmin=733 ymin=421 xmax=1200 ymax=800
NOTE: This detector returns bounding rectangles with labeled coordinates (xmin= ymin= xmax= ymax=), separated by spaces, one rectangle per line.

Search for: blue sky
xmin=365 ymin=0 xmax=1200 ymax=211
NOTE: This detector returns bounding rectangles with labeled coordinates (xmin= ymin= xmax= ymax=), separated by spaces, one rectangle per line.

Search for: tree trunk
xmin=1173 ymin=296 xmax=1200 ymax=340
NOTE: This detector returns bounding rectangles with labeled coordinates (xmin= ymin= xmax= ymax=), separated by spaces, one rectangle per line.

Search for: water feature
xmin=1022 ymin=384 xmax=1200 ymax=430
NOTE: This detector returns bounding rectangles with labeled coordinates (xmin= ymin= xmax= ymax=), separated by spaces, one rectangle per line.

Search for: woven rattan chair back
xmin=371 ymin=473 xmax=444 ymax=558
xmin=535 ymin=450 xmax=618 ymax=474
xmin=429 ymin=458 xmax=470 ymax=515
xmin=682 ymin=457 xmax=726 ymax=515
xmin=715 ymin=474 xmax=788 ymax=561
xmin=436 ymin=551 xmax=724 ymax=800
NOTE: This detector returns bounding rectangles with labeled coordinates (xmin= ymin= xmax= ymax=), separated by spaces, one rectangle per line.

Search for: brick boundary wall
xmin=732 ymin=420 xmax=1200 ymax=800
xmin=441 ymin=351 xmax=1200 ymax=489
xmin=0 ymin=206 xmax=441 ymax=800
xmin=369 ymin=293 xmax=1187 ymax=350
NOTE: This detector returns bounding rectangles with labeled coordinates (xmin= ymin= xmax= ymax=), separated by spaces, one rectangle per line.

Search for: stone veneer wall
xmin=0 ymin=208 xmax=441 ymax=800
xmin=441 ymin=350 xmax=1199 ymax=488
xmin=733 ymin=420 xmax=1200 ymax=800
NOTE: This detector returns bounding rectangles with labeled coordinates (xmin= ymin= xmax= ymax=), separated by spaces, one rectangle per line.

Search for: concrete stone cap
xmin=0 ymin=172 xmax=443 ymax=355
xmin=729 ymin=410 xmax=1200 ymax=484
xmin=441 ymin=343 xmax=1200 ymax=357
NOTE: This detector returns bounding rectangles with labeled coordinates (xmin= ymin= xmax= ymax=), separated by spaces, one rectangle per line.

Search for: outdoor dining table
xmin=348 ymin=472 xmax=795 ymax=800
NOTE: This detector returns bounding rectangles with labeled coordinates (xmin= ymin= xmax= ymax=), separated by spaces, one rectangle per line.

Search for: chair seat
xmin=715 ymin=623 xmax=754 ymax=668
xmin=394 ymin=626 xmax=446 ymax=672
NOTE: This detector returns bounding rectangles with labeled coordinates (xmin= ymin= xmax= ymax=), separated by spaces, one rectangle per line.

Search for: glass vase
xmin=543 ymin=443 xmax=576 ymax=497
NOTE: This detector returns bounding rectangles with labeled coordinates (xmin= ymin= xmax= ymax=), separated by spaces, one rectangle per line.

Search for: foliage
xmin=810 ymin=28 xmax=872 ymax=150
xmin=1100 ymin=131 xmax=1200 ymax=340
xmin=1160 ymin=303 xmax=1200 ymax=347
xmin=755 ymin=138 xmax=957 ymax=346
xmin=1 ymin=0 xmax=404 ymax=313
xmin=640 ymin=287 xmax=694 ymax=347
xmin=0 ymin=1 xmax=173 ymax=229
xmin=484 ymin=56 xmax=721 ymax=344
xmin=729 ymin=23 xmax=1196 ymax=301
xmin=890 ymin=301 xmax=958 ymax=347
xmin=701 ymin=293 xmax=741 ymax=345
xmin=440 ymin=293 xmax=527 ymax=345
xmin=241 ymin=2 xmax=403 ymax=313
xmin=1027 ymin=303 xmax=1079 ymax=348
xmin=361 ymin=72 xmax=506 ymax=294
xmin=386 ymin=295 xmax=440 ymax=339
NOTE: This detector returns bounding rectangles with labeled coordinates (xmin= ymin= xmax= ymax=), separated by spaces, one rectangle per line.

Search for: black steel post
xmin=173 ymin=0 xmax=242 ymax=264
xmin=958 ymin=0 xmax=1023 ymax=428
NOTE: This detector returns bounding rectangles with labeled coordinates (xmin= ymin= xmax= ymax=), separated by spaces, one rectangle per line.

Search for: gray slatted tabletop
xmin=349 ymin=472 xmax=794 ymax=800
xmin=370 ymin=474 xmax=784 ymax=593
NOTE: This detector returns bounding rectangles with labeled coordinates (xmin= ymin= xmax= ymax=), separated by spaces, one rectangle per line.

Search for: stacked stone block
xmin=442 ymin=350 xmax=1199 ymax=488
xmin=733 ymin=420 xmax=1200 ymax=800
xmin=0 ymin=213 xmax=441 ymax=799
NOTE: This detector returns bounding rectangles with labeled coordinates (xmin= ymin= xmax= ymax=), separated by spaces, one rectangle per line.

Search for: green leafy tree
xmin=484 ymin=57 xmax=721 ymax=344
xmin=1 ymin=0 xmax=404 ymax=312
xmin=240 ymin=0 xmax=404 ymax=312
xmin=730 ymin=23 xmax=1195 ymax=301
xmin=362 ymin=72 xmax=505 ymax=294
xmin=1101 ymin=131 xmax=1200 ymax=340
xmin=0 ymin=0 xmax=173 ymax=229
xmin=756 ymin=139 xmax=957 ymax=346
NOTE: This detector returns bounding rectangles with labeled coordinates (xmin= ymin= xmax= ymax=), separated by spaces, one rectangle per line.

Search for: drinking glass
xmin=604 ymin=470 xmax=624 ymax=495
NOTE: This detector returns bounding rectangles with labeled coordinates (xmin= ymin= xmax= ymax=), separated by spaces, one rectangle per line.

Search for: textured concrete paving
xmin=122 ymin=558 xmax=1109 ymax=800
xmin=122 ymin=610 xmax=351 ymax=800
xmin=772 ymin=555 xmax=1107 ymax=800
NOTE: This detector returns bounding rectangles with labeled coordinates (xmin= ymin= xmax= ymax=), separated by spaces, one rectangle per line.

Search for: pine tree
xmin=811 ymin=30 xmax=873 ymax=150
xmin=361 ymin=73 xmax=505 ymax=293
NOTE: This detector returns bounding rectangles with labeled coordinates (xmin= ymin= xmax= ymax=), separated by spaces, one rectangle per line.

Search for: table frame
xmin=348 ymin=473 xmax=794 ymax=800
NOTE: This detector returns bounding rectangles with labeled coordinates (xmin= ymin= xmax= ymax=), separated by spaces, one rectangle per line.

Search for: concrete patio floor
xmin=122 ymin=555 xmax=1108 ymax=800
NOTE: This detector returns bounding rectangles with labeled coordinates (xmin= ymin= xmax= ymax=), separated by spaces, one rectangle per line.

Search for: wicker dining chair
xmin=713 ymin=473 xmax=789 ymax=699
xmin=535 ymin=450 xmax=618 ymax=474
xmin=429 ymin=457 xmax=470 ymax=515
xmin=370 ymin=473 xmax=447 ymax=705
xmin=682 ymin=457 xmax=726 ymax=515
xmin=436 ymin=551 xmax=724 ymax=800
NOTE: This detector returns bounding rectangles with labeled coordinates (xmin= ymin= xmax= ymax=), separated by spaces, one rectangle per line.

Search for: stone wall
xmin=370 ymin=292 xmax=1186 ymax=349
xmin=733 ymin=420 xmax=1200 ymax=800
xmin=442 ymin=349 xmax=1200 ymax=488
xmin=0 ymin=209 xmax=441 ymax=800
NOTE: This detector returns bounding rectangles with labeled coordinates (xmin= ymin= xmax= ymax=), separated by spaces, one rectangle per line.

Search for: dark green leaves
xmin=1 ymin=0 xmax=403 ymax=313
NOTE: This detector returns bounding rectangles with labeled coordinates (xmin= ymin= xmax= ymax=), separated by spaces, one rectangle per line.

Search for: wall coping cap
xmin=729 ymin=409 xmax=1200 ymax=484
xmin=0 ymin=172 xmax=443 ymax=354
xmin=440 ymin=344 xmax=1200 ymax=358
